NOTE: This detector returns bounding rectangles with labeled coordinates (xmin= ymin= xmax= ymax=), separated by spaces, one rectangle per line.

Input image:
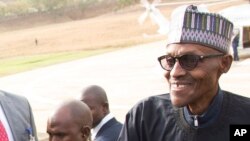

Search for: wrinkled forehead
xmin=48 ymin=107 xmax=78 ymax=127
xmin=47 ymin=116 xmax=79 ymax=133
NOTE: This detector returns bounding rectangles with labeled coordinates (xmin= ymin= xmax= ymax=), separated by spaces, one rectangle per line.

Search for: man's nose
xmin=170 ymin=60 xmax=186 ymax=77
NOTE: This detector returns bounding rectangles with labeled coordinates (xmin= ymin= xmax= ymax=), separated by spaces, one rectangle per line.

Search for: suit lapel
xmin=96 ymin=118 xmax=116 ymax=137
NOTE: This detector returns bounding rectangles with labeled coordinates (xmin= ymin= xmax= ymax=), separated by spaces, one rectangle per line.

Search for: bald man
xmin=47 ymin=100 xmax=92 ymax=141
xmin=80 ymin=85 xmax=122 ymax=141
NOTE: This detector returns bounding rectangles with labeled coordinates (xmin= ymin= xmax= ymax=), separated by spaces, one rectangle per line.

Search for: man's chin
xmin=171 ymin=102 xmax=185 ymax=108
xmin=170 ymin=96 xmax=187 ymax=107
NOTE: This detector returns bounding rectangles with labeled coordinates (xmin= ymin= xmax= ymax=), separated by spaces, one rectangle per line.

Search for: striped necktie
xmin=0 ymin=121 xmax=9 ymax=141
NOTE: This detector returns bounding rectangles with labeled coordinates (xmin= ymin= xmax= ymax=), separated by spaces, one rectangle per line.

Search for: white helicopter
xmin=138 ymin=0 xmax=169 ymax=36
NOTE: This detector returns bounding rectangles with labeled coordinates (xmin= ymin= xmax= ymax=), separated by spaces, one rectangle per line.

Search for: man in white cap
xmin=117 ymin=5 xmax=250 ymax=141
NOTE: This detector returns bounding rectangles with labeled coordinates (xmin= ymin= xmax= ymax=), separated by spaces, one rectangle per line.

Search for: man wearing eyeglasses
xmin=117 ymin=5 xmax=250 ymax=141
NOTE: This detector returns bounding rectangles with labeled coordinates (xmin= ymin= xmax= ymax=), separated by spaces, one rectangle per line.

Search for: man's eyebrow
xmin=52 ymin=131 xmax=67 ymax=136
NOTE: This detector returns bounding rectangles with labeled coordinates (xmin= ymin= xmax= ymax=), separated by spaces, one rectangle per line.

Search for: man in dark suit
xmin=0 ymin=90 xmax=38 ymax=141
xmin=80 ymin=85 xmax=122 ymax=141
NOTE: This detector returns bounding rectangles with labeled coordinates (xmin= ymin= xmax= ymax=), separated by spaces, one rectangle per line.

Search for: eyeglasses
xmin=158 ymin=54 xmax=224 ymax=71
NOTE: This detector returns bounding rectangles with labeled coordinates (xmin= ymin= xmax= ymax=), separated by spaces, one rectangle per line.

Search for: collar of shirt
xmin=183 ymin=88 xmax=224 ymax=128
xmin=91 ymin=113 xmax=114 ymax=140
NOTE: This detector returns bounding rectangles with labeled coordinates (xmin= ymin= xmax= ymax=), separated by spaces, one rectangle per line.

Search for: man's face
xmin=47 ymin=115 xmax=84 ymax=141
xmin=81 ymin=95 xmax=106 ymax=128
xmin=164 ymin=44 xmax=222 ymax=108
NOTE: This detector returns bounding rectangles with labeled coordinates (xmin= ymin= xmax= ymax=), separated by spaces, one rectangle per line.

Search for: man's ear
xmin=102 ymin=102 xmax=109 ymax=114
xmin=220 ymin=54 xmax=233 ymax=73
xmin=81 ymin=126 xmax=91 ymax=140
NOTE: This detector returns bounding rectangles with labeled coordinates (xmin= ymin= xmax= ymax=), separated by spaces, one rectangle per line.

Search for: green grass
xmin=0 ymin=48 xmax=116 ymax=77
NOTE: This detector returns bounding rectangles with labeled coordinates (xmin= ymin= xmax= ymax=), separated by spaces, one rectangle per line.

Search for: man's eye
xmin=166 ymin=58 xmax=175 ymax=64
xmin=55 ymin=133 xmax=66 ymax=138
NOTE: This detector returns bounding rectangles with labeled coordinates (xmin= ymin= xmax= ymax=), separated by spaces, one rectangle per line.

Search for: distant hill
xmin=0 ymin=0 xmax=247 ymax=59
xmin=2 ymin=0 xmax=191 ymax=32
xmin=0 ymin=0 xmax=120 ymax=32
xmin=0 ymin=0 xmax=142 ymax=32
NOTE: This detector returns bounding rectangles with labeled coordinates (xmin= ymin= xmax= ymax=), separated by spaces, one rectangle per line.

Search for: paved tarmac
xmin=0 ymin=41 xmax=167 ymax=140
xmin=0 ymin=40 xmax=249 ymax=140
xmin=238 ymin=47 xmax=250 ymax=60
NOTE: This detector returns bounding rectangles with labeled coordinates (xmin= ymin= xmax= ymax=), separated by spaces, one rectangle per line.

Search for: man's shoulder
xmin=105 ymin=117 xmax=122 ymax=128
xmin=138 ymin=93 xmax=171 ymax=105
xmin=0 ymin=90 xmax=29 ymax=105
xmin=0 ymin=90 xmax=27 ymax=100
xmin=222 ymin=91 xmax=250 ymax=123
xmin=128 ymin=93 xmax=172 ymax=114
xmin=96 ymin=118 xmax=122 ymax=141
xmin=224 ymin=91 xmax=250 ymax=102
xmin=223 ymin=90 xmax=250 ymax=109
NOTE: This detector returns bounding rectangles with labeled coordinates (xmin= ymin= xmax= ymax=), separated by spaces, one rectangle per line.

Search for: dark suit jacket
xmin=0 ymin=90 xmax=38 ymax=141
xmin=95 ymin=117 xmax=123 ymax=141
